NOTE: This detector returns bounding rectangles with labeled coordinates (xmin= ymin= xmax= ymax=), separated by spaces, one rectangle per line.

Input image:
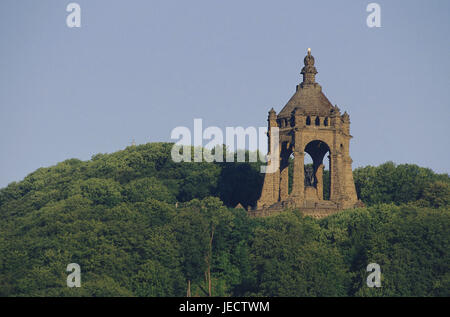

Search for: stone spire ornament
xmin=301 ymin=48 xmax=318 ymax=86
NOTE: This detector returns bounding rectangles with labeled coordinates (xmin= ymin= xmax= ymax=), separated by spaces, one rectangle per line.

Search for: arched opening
xmin=315 ymin=116 xmax=320 ymax=126
xmin=290 ymin=116 xmax=295 ymax=127
xmin=324 ymin=117 xmax=329 ymax=126
xmin=304 ymin=140 xmax=331 ymax=200
xmin=306 ymin=116 xmax=311 ymax=125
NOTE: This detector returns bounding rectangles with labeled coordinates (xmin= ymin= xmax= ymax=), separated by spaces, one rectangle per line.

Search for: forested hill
xmin=0 ymin=142 xmax=449 ymax=296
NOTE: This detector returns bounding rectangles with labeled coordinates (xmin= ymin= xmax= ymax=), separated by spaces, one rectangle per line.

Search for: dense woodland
xmin=0 ymin=142 xmax=449 ymax=296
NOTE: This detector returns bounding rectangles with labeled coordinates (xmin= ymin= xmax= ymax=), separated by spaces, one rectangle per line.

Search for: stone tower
xmin=252 ymin=49 xmax=363 ymax=218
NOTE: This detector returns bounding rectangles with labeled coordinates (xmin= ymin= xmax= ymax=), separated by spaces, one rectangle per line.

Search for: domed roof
xmin=278 ymin=49 xmax=334 ymax=118
xmin=278 ymin=85 xmax=334 ymax=118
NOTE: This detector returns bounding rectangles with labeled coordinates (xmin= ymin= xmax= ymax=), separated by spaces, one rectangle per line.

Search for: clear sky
xmin=1 ymin=0 xmax=449 ymax=188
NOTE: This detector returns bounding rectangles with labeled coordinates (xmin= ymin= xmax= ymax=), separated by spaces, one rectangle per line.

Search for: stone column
xmin=256 ymin=108 xmax=280 ymax=208
xmin=316 ymin=163 xmax=324 ymax=200
xmin=291 ymin=151 xmax=304 ymax=199
xmin=279 ymin=165 xmax=289 ymax=200
xmin=340 ymin=140 xmax=358 ymax=208
xmin=291 ymin=125 xmax=304 ymax=203
xmin=329 ymin=153 xmax=340 ymax=202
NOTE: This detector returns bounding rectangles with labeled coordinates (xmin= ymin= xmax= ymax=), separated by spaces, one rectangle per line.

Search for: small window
xmin=306 ymin=116 xmax=311 ymax=125
xmin=315 ymin=116 xmax=320 ymax=126
xmin=324 ymin=117 xmax=329 ymax=126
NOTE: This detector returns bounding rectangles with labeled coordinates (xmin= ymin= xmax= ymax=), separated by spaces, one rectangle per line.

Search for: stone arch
xmin=302 ymin=134 xmax=335 ymax=155
xmin=304 ymin=140 xmax=331 ymax=200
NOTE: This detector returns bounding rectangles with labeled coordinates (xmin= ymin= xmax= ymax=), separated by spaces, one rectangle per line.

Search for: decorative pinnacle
xmin=268 ymin=107 xmax=277 ymax=119
xmin=301 ymin=48 xmax=317 ymax=85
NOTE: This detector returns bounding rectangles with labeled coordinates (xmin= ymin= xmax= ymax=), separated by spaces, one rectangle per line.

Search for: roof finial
xmin=301 ymin=48 xmax=317 ymax=85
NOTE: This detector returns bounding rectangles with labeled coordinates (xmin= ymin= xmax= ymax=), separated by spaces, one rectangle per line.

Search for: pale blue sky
xmin=1 ymin=0 xmax=449 ymax=187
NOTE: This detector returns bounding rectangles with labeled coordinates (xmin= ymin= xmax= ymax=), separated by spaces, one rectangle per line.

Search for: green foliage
xmin=0 ymin=142 xmax=448 ymax=296
xmin=218 ymin=160 xmax=264 ymax=208
xmin=354 ymin=162 xmax=450 ymax=207
xmin=123 ymin=177 xmax=175 ymax=203
xmin=71 ymin=178 xmax=123 ymax=207
xmin=322 ymin=204 xmax=450 ymax=296
xmin=417 ymin=181 xmax=450 ymax=208
xmin=248 ymin=212 xmax=349 ymax=296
